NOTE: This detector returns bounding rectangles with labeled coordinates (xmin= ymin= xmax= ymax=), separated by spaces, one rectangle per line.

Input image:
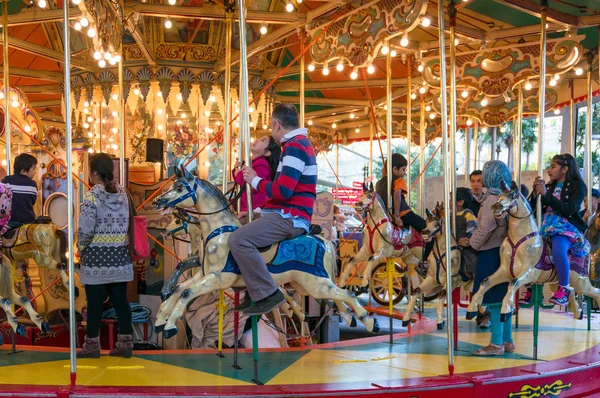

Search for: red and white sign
xmin=332 ymin=187 xmax=362 ymax=205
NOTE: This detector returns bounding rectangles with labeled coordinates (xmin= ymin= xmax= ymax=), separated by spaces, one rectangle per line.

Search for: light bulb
xmin=112 ymin=93 xmax=118 ymax=100
xmin=83 ymin=123 xmax=90 ymax=128
xmin=74 ymin=22 xmax=82 ymax=31
xmin=481 ymin=98 xmax=488 ymax=107
xmin=575 ymin=67 xmax=583 ymax=76
xmin=322 ymin=67 xmax=329 ymax=76
xmin=410 ymin=93 xmax=417 ymax=100
xmin=307 ymin=120 xmax=313 ymax=126
xmin=93 ymin=51 xmax=102 ymax=60
xmin=88 ymin=148 xmax=94 ymax=153
xmin=24 ymin=125 xmax=31 ymax=132
xmin=425 ymin=105 xmax=431 ymax=111
xmin=422 ymin=17 xmax=431 ymax=27
xmin=168 ymin=0 xmax=176 ymax=4
xmin=466 ymin=119 xmax=473 ymax=126
xmin=549 ymin=79 xmax=556 ymax=86
xmin=87 ymin=27 xmax=96 ymax=38
xmin=83 ymin=108 xmax=89 ymax=114
xmin=524 ymin=81 xmax=532 ymax=90
xmin=260 ymin=25 xmax=267 ymax=35
xmin=554 ymin=108 xmax=560 ymax=115
xmin=84 ymin=101 xmax=89 ymax=107
xmin=111 ymin=127 xmax=118 ymax=133
xmin=454 ymin=38 xmax=459 ymax=46
xmin=350 ymin=68 xmax=358 ymax=80
xmin=249 ymin=106 xmax=255 ymax=113
xmin=98 ymin=59 xmax=106 ymax=68
xmin=419 ymin=86 xmax=427 ymax=94
xmin=400 ymin=34 xmax=409 ymax=47
xmin=157 ymin=108 xmax=163 ymax=115
xmin=11 ymin=100 xmax=18 ymax=107
xmin=181 ymin=113 xmax=186 ymax=118
xmin=554 ymin=73 xmax=560 ymax=81
xmin=204 ymin=110 xmax=210 ymax=117
xmin=134 ymin=88 xmax=141 ymax=96
xmin=417 ymin=63 xmax=424 ymax=72
xmin=263 ymin=124 xmax=268 ymax=129
xmin=349 ymin=113 xmax=355 ymax=119
xmin=391 ymin=50 xmax=397 ymax=57
xmin=80 ymin=17 xmax=89 ymax=27
xmin=336 ymin=61 xmax=344 ymax=72
xmin=87 ymin=132 xmax=93 ymax=138
xmin=355 ymin=128 xmax=360 ymax=133
xmin=500 ymin=126 xmax=507 ymax=133
xmin=429 ymin=113 xmax=436 ymax=119
xmin=285 ymin=2 xmax=293 ymax=12
xmin=381 ymin=46 xmax=389 ymax=55
xmin=332 ymin=123 xmax=337 ymax=129
xmin=38 ymin=0 xmax=47 ymax=8
xmin=177 ymin=93 xmax=183 ymax=101
xmin=157 ymin=125 xmax=164 ymax=131
xmin=164 ymin=19 xmax=172 ymax=29
xmin=481 ymin=127 xmax=488 ymax=133
xmin=72 ymin=0 xmax=81 ymax=4
xmin=104 ymin=52 xmax=112 ymax=60
xmin=367 ymin=64 xmax=375 ymax=74
xmin=109 ymin=58 xmax=117 ymax=65
xmin=87 ymin=116 xmax=94 ymax=122
xmin=209 ymin=95 xmax=216 ymax=102
xmin=0 ymin=92 xmax=4 ymax=100
xmin=114 ymin=55 xmax=121 ymax=63
xmin=308 ymin=63 xmax=315 ymax=72
xmin=1 ymin=160 xmax=5 ymax=167
xmin=112 ymin=111 xmax=118 ymax=117
xmin=461 ymin=90 xmax=469 ymax=98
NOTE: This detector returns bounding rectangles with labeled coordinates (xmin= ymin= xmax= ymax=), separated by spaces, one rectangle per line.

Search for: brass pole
xmin=419 ymin=99 xmax=425 ymax=215
xmin=2 ymin=0 xmax=10 ymax=175
xmin=515 ymin=85 xmax=524 ymax=189
xmin=406 ymin=57 xmax=412 ymax=204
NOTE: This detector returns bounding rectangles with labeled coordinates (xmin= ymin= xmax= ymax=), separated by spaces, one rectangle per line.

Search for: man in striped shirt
xmin=2 ymin=153 xmax=38 ymax=228
xmin=228 ymin=103 xmax=317 ymax=315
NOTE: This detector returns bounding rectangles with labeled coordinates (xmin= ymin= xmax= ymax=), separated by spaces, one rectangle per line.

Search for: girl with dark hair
xmin=530 ymin=153 xmax=590 ymax=306
xmin=77 ymin=153 xmax=133 ymax=359
xmin=232 ymin=135 xmax=281 ymax=224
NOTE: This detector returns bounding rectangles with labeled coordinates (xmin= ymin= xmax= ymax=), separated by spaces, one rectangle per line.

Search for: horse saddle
xmin=224 ymin=234 xmax=329 ymax=278
xmin=2 ymin=226 xmax=21 ymax=247
xmin=34 ymin=216 xmax=52 ymax=224
xmin=536 ymin=240 xmax=589 ymax=277
xmin=391 ymin=227 xmax=424 ymax=251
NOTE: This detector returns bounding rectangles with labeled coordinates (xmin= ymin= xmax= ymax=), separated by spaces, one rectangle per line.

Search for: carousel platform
xmin=0 ymin=307 xmax=599 ymax=398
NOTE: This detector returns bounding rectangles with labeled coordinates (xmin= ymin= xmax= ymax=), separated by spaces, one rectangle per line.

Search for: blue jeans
xmin=551 ymin=235 xmax=572 ymax=286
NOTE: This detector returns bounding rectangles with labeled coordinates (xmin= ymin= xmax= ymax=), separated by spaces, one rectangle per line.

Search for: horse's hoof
xmin=578 ymin=308 xmax=584 ymax=320
xmin=465 ymin=311 xmax=477 ymax=320
xmin=74 ymin=287 xmax=79 ymax=298
xmin=437 ymin=321 xmax=445 ymax=330
xmin=16 ymin=324 xmax=26 ymax=336
xmin=402 ymin=319 xmax=410 ymax=327
xmin=163 ymin=327 xmax=178 ymax=339
xmin=41 ymin=322 xmax=51 ymax=333
xmin=350 ymin=316 xmax=357 ymax=328
xmin=372 ymin=318 xmax=380 ymax=333
xmin=155 ymin=324 xmax=165 ymax=334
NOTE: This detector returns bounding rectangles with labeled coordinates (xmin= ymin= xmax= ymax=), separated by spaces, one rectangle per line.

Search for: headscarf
xmin=482 ymin=160 xmax=512 ymax=198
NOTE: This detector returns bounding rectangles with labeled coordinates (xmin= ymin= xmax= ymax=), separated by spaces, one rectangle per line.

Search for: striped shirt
xmin=251 ymin=128 xmax=317 ymax=229
xmin=2 ymin=174 xmax=38 ymax=224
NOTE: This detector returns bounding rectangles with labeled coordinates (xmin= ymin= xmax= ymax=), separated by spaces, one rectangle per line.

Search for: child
xmin=232 ymin=135 xmax=281 ymax=225
xmin=530 ymin=153 xmax=590 ymax=306
xmin=391 ymin=153 xmax=426 ymax=231
xmin=455 ymin=187 xmax=478 ymax=280
xmin=2 ymin=153 xmax=38 ymax=229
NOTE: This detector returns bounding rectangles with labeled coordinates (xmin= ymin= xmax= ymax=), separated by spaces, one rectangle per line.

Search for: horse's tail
xmin=0 ymin=255 xmax=12 ymax=298
xmin=55 ymin=229 xmax=68 ymax=267
xmin=321 ymin=238 xmax=338 ymax=281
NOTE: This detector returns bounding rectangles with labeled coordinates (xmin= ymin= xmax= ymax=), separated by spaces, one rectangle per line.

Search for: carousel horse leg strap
xmin=34 ymin=216 xmax=53 ymax=224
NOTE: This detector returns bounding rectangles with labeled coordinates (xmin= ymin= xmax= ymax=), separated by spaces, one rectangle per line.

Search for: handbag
xmin=126 ymin=189 xmax=149 ymax=262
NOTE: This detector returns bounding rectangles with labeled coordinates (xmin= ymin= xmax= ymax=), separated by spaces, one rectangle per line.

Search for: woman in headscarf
xmin=459 ymin=160 xmax=514 ymax=356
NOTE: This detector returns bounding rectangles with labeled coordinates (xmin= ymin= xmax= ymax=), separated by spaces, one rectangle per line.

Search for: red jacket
xmin=232 ymin=156 xmax=271 ymax=212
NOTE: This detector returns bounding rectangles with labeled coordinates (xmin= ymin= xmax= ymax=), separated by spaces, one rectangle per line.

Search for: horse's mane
xmin=373 ymin=193 xmax=386 ymax=212
xmin=197 ymin=178 xmax=231 ymax=211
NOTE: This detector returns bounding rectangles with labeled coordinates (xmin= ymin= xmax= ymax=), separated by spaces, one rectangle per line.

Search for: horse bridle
xmin=496 ymin=195 xmax=533 ymax=220
xmin=163 ymin=176 xmax=231 ymax=216
xmin=361 ymin=193 xmax=397 ymax=247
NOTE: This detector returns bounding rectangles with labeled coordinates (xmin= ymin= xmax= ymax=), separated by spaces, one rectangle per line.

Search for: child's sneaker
xmin=549 ymin=286 xmax=571 ymax=306
xmin=519 ymin=290 xmax=532 ymax=305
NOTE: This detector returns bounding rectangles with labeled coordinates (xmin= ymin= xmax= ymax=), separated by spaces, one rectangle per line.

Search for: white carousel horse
xmin=0 ymin=222 xmax=68 ymax=334
xmin=401 ymin=203 xmax=466 ymax=330
xmin=466 ymin=180 xmax=600 ymax=321
xmin=161 ymin=210 xmax=304 ymax=320
xmin=152 ymin=167 xmax=379 ymax=338
xmin=337 ymin=185 xmax=423 ymax=288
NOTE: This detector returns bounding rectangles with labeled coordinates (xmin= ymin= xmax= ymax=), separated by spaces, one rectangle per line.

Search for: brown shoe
xmin=473 ymin=344 xmax=505 ymax=356
xmin=503 ymin=342 xmax=515 ymax=353
xmin=109 ymin=334 xmax=133 ymax=358
xmin=77 ymin=336 xmax=101 ymax=359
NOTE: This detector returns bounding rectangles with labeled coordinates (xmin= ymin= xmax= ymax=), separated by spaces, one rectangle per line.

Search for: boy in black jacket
xmin=2 ymin=153 xmax=38 ymax=228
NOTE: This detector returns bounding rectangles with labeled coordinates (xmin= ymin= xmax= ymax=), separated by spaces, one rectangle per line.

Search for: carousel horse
xmin=401 ymin=203 xmax=465 ymax=330
xmin=0 ymin=252 xmax=30 ymax=335
xmin=152 ymin=167 xmax=378 ymax=338
xmin=161 ymin=209 xmax=305 ymax=321
xmin=466 ymin=180 xmax=600 ymax=321
xmin=337 ymin=184 xmax=423 ymax=288
xmin=0 ymin=222 xmax=68 ymax=333
xmin=584 ymin=202 xmax=600 ymax=286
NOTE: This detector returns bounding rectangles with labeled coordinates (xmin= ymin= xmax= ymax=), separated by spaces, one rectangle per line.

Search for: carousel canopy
xmin=0 ymin=0 xmax=598 ymax=144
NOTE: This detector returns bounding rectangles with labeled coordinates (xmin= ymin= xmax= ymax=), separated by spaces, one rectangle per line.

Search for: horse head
xmin=163 ymin=217 xmax=189 ymax=239
xmin=153 ymin=166 xmax=199 ymax=210
xmin=354 ymin=186 xmax=380 ymax=213
xmin=491 ymin=180 xmax=520 ymax=217
xmin=422 ymin=204 xmax=443 ymax=240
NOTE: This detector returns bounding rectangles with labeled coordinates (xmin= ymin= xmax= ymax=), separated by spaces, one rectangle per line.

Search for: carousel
xmin=0 ymin=0 xmax=599 ymax=397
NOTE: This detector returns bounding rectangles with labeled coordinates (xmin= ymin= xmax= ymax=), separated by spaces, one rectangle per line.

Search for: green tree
xmin=575 ymin=104 xmax=600 ymax=188
xmin=521 ymin=119 xmax=538 ymax=170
